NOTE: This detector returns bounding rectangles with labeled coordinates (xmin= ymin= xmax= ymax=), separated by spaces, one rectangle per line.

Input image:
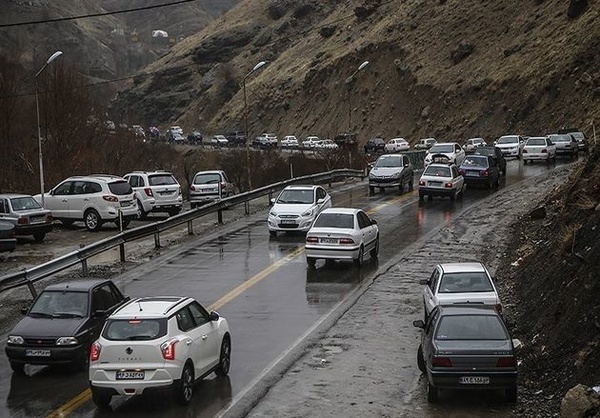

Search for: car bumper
xmin=498 ymin=148 xmax=520 ymax=157
xmin=89 ymin=363 xmax=183 ymax=395
xmin=419 ymin=187 xmax=456 ymax=197
xmin=14 ymin=223 xmax=54 ymax=236
xmin=555 ymin=148 xmax=575 ymax=155
xmin=5 ymin=344 xmax=86 ymax=365
xmin=305 ymin=244 xmax=360 ymax=260
xmin=463 ymin=175 xmax=491 ymax=185
xmin=369 ymin=179 xmax=402 ymax=188
xmin=522 ymin=153 xmax=550 ymax=161
xmin=146 ymin=199 xmax=183 ymax=212
xmin=428 ymin=369 xmax=517 ymax=390
xmin=190 ymin=194 xmax=221 ymax=204
xmin=268 ymin=216 xmax=314 ymax=232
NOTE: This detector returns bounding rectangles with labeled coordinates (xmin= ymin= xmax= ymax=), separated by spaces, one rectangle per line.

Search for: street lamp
xmin=35 ymin=50 xmax=63 ymax=206
xmin=345 ymin=60 xmax=369 ymax=133
xmin=242 ymin=60 xmax=266 ymax=191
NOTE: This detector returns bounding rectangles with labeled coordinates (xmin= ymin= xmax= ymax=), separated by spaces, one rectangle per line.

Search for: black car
xmin=0 ymin=220 xmax=16 ymax=252
xmin=458 ymin=155 xmax=500 ymax=188
xmin=226 ymin=131 xmax=247 ymax=146
xmin=474 ymin=146 xmax=506 ymax=175
xmin=364 ymin=137 xmax=386 ymax=153
xmin=5 ymin=279 xmax=129 ymax=374
xmin=413 ymin=305 xmax=518 ymax=403
xmin=187 ymin=131 xmax=203 ymax=145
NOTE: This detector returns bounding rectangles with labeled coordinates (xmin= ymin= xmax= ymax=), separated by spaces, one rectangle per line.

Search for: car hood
xmin=434 ymin=339 xmax=513 ymax=355
xmin=369 ymin=167 xmax=405 ymax=177
xmin=272 ymin=203 xmax=314 ymax=215
xmin=10 ymin=315 xmax=87 ymax=337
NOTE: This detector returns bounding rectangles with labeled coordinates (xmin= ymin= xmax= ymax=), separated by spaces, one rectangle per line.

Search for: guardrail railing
xmin=0 ymin=168 xmax=365 ymax=297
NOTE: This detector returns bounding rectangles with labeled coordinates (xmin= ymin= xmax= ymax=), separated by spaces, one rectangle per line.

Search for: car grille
xmin=24 ymin=338 xmax=56 ymax=347
xmin=279 ymin=215 xmax=299 ymax=219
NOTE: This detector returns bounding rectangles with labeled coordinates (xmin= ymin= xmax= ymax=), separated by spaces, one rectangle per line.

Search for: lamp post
xmin=35 ymin=50 xmax=63 ymax=206
xmin=345 ymin=60 xmax=369 ymax=133
xmin=242 ymin=60 xmax=266 ymax=191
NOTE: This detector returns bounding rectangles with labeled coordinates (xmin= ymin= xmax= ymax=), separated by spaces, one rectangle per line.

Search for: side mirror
xmin=270 ymin=198 xmax=276 ymax=205
xmin=209 ymin=311 xmax=220 ymax=321
xmin=413 ymin=320 xmax=425 ymax=329
xmin=419 ymin=279 xmax=429 ymax=285
xmin=371 ymin=219 xmax=377 ymax=225
xmin=317 ymin=198 xmax=325 ymax=204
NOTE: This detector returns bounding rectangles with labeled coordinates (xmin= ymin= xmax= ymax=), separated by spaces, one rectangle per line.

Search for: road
xmin=0 ymin=158 xmax=571 ymax=418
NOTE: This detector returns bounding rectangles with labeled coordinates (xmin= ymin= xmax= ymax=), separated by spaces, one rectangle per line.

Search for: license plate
xmin=203 ymin=188 xmax=217 ymax=193
xmin=428 ymin=181 xmax=442 ymax=187
xmin=120 ymin=201 xmax=131 ymax=207
xmin=459 ymin=376 xmax=490 ymax=385
xmin=30 ymin=217 xmax=46 ymax=224
xmin=321 ymin=238 xmax=338 ymax=244
xmin=25 ymin=349 xmax=51 ymax=357
xmin=116 ymin=371 xmax=145 ymax=380
xmin=280 ymin=219 xmax=297 ymax=224
xmin=466 ymin=170 xmax=479 ymax=176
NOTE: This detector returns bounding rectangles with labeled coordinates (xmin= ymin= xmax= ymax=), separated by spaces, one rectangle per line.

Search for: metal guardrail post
xmin=119 ymin=243 xmax=125 ymax=262
xmin=26 ymin=281 xmax=37 ymax=299
xmin=187 ymin=220 xmax=193 ymax=235
xmin=154 ymin=232 xmax=161 ymax=248
xmin=217 ymin=209 xmax=223 ymax=224
xmin=82 ymin=258 xmax=88 ymax=276
xmin=244 ymin=201 xmax=250 ymax=215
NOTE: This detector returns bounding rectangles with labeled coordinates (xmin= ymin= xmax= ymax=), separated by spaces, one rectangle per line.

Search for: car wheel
xmin=370 ymin=236 xmax=379 ymax=259
xmin=174 ymin=362 xmax=194 ymax=405
xmin=215 ymin=336 xmax=231 ymax=377
xmin=10 ymin=361 xmax=25 ymax=375
xmin=354 ymin=246 xmax=364 ymax=267
xmin=137 ymin=200 xmax=147 ymax=220
xmin=408 ymin=176 xmax=414 ymax=191
xmin=114 ymin=218 xmax=130 ymax=229
xmin=506 ymin=386 xmax=518 ymax=402
xmin=427 ymin=382 xmax=438 ymax=403
xmin=307 ymin=257 xmax=317 ymax=267
xmin=84 ymin=209 xmax=102 ymax=232
xmin=91 ymin=387 xmax=112 ymax=410
xmin=449 ymin=191 xmax=456 ymax=201
xmin=417 ymin=344 xmax=426 ymax=373
xmin=33 ymin=232 xmax=46 ymax=242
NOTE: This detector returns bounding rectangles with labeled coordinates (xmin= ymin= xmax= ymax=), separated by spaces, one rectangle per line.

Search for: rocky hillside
xmin=109 ymin=0 xmax=599 ymax=143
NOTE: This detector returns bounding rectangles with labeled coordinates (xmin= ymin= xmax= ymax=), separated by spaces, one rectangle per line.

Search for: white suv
xmin=89 ymin=296 xmax=231 ymax=409
xmin=123 ymin=171 xmax=183 ymax=219
xmin=34 ymin=175 xmax=138 ymax=231
xmin=189 ymin=170 xmax=234 ymax=208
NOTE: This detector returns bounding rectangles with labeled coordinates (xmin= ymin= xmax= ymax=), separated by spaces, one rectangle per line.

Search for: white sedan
xmin=384 ymin=138 xmax=410 ymax=152
xmin=315 ymin=139 xmax=339 ymax=150
xmin=210 ymin=135 xmax=229 ymax=147
xmin=418 ymin=163 xmax=464 ymax=202
xmin=522 ymin=136 xmax=556 ymax=164
xmin=281 ymin=135 xmax=299 ymax=148
xmin=268 ymin=185 xmax=332 ymax=236
xmin=305 ymin=208 xmax=379 ymax=267
xmin=423 ymin=142 xmax=466 ymax=167
xmin=419 ymin=262 xmax=502 ymax=320
xmin=302 ymin=136 xmax=320 ymax=148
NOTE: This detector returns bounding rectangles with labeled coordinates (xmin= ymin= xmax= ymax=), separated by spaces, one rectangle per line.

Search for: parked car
xmin=209 ymin=135 xmax=229 ymax=147
xmin=123 ymin=171 xmax=183 ymax=219
xmin=305 ymin=208 xmax=379 ymax=268
xmin=463 ymin=137 xmax=487 ymax=153
xmin=267 ymin=185 xmax=332 ymax=236
xmin=368 ymin=154 xmax=414 ymax=195
xmin=168 ymin=132 xmax=186 ymax=144
xmin=168 ymin=126 xmax=184 ymax=136
xmin=415 ymin=138 xmax=437 ymax=150
xmin=254 ymin=133 xmax=278 ymax=148
xmin=281 ymin=135 xmax=299 ymax=148
xmin=189 ymin=170 xmax=235 ymax=208
xmin=302 ymin=136 xmax=320 ymax=148
xmin=333 ymin=133 xmax=357 ymax=148
xmin=413 ymin=305 xmax=518 ymax=403
xmin=563 ymin=131 xmax=588 ymax=151
xmin=418 ymin=163 xmax=465 ymax=202
xmin=130 ymin=125 xmax=146 ymax=140
xmin=0 ymin=220 xmax=17 ymax=252
xmin=34 ymin=175 xmax=138 ymax=231
xmin=315 ymin=139 xmax=339 ymax=150
xmin=187 ymin=131 xmax=203 ymax=145
xmin=89 ymin=296 xmax=230 ymax=408
xmin=458 ymin=154 xmax=500 ymax=188
xmin=0 ymin=194 xmax=53 ymax=241
xmin=424 ymin=142 xmax=466 ymax=167
xmin=522 ymin=136 xmax=556 ymax=164
xmin=364 ymin=137 xmax=386 ymax=153
xmin=547 ymin=134 xmax=579 ymax=159
xmin=474 ymin=146 xmax=506 ymax=175
xmin=5 ymin=279 xmax=129 ymax=374
xmin=384 ymin=138 xmax=410 ymax=153
xmin=419 ymin=262 xmax=502 ymax=321
xmin=494 ymin=135 xmax=524 ymax=159
xmin=226 ymin=131 xmax=246 ymax=146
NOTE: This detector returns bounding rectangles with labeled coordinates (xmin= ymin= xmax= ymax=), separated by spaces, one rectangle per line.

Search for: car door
xmin=46 ymin=180 xmax=73 ymax=218
xmin=455 ymin=143 xmax=466 ymax=165
xmin=357 ymin=211 xmax=377 ymax=251
xmin=546 ymin=137 xmax=556 ymax=157
xmin=187 ymin=302 xmax=220 ymax=374
xmin=68 ymin=181 xmax=98 ymax=218
xmin=316 ymin=187 xmax=331 ymax=211
xmin=423 ymin=267 xmax=441 ymax=314
xmin=451 ymin=165 xmax=464 ymax=191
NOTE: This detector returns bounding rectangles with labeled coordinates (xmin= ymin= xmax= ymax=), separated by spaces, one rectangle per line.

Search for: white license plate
xmin=116 ymin=371 xmax=145 ymax=380
xmin=203 ymin=188 xmax=217 ymax=193
xmin=321 ymin=238 xmax=338 ymax=244
xmin=459 ymin=376 xmax=490 ymax=385
xmin=280 ymin=220 xmax=297 ymax=224
xmin=25 ymin=349 xmax=51 ymax=357
xmin=428 ymin=181 xmax=443 ymax=187
xmin=30 ymin=218 xmax=46 ymax=224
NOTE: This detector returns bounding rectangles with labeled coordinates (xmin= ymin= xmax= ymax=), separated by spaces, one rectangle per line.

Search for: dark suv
xmin=5 ymin=279 xmax=129 ymax=374
xmin=364 ymin=137 xmax=386 ymax=153
xmin=226 ymin=131 xmax=247 ymax=147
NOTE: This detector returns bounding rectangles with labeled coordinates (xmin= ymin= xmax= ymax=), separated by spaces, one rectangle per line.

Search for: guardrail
xmin=0 ymin=168 xmax=365 ymax=297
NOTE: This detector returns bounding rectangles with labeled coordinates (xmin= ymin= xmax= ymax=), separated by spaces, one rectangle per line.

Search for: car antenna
xmin=137 ymin=300 xmax=143 ymax=312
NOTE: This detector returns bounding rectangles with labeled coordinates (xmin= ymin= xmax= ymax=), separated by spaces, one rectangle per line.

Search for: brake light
xmin=495 ymin=303 xmax=503 ymax=315
xmin=339 ymin=238 xmax=355 ymax=244
xmin=444 ymin=182 xmax=453 ymax=188
xmin=90 ymin=341 xmax=102 ymax=362
xmin=161 ymin=338 xmax=179 ymax=360
xmin=144 ymin=187 xmax=153 ymax=197
xmin=306 ymin=236 xmax=319 ymax=243
xmin=497 ymin=356 xmax=517 ymax=367
xmin=102 ymin=195 xmax=118 ymax=202
xmin=432 ymin=356 xmax=452 ymax=367
xmin=481 ymin=170 xmax=488 ymax=176
xmin=17 ymin=218 xmax=28 ymax=225
xmin=419 ymin=180 xmax=425 ymax=186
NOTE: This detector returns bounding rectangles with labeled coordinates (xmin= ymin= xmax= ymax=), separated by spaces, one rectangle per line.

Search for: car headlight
xmin=56 ymin=337 xmax=78 ymax=346
xmin=7 ymin=335 xmax=24 ymax=345
xmin=391 ymin=171 xmax=402 ymax=179
xmin=301 ymin=209 xmax=314 ymax=217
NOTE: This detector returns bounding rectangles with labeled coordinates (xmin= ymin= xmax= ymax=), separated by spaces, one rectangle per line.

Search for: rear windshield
xmin=313 ymin=213 xmax=354 ymax=229
xmin=461 ymin=156 xmax=488 ymax=168
xmin=526 ymin=138 xmax=546 ymax=146
xmin=436 ymin=315 xmax=507 ymax=340
xmin=374 ymin=155 xmax=403 ymax=168
xmin=497 ymin=136 xmax=518 ymax=144
xmin=194 ymin=173 xmax=221 ymax=184
xmin=149 ymin=174 xmax=177 ymax=186
xmin=30 ymin=290 xmax=89 ymax=318
xmin=429 ymin=144 xmax=454 ymax=153
xmin=277 ymin=189 xmax=315 ymax=204
xmin=10 ymin=196 xmax=43 ymax=211
xmin=103 ymin=318 xmax=168 ymax=341
xmin=548 ymin=135 xmax=569 ymax=142
xmin=438 ymin=272 xmax=494 ymax=293
xmin=108 ymin=181 xmax=133 ymax=195
xmin=424 ymin=166 xmax=451 ymax=177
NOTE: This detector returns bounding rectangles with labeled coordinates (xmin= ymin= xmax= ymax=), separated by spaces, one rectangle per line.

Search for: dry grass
xmin=558 ymin=223 xmax=582 ymax=255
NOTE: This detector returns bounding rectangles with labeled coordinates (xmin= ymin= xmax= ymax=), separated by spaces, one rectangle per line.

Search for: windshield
xmin=313 ymin=213 xmax=354 ymax=229
xmin=429 ymin=144 xmax=454 ymax=153
xmin=194 ymin=173 xmax=221 ymax=184
xmin=424 ymin=166 xmax=451 ymax=177
xmin=497 ymin=136 xmax=518 ymax=144
xmin=548 ymin=135 xmax=569 ymax=142
xmin=438 ymin=272 xmax=494 ymax=293
xmin=10 ymin=196 xmax=43 ymax=211
xmin=526 ymin=138 xmax=546 ymax=146
xmin=374 ymin=156 xmax=403 ymax=168
xmin=276 ymin=189 xmax=315 ymax=204
xmin=104 ymin=318 xmax=167 ymax=341
xmin=461 ymin=156 xmax=488 ymax=168
xmin=108 ymin=181 xmax=133 ymax=195
xmin=435 ymin=314 xmax=508 ymax=341
xmin=30 ymin=291 xmax=88 ymax=318
xmin=148 ymin=174 xmax=177 ymax=186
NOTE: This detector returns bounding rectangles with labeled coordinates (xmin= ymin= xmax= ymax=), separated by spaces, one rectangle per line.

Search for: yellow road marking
xmin=48 ymin=189 xmax=415 ymax=417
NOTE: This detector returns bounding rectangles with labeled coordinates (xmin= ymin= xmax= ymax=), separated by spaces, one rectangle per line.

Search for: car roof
xmin=126 ymin=170 xmax=173 ymax=176
xmin=194 ymin=170 xmax=224 ymax=175
xmin=431 ymin=142 xmax=458 ymax=146
xmin=426 ymin=163 xmax=456 ymax=169
xmin=43 ymin=278 xmax=113 ymax=292
xmin=111 ymin=296 xmax=192 ymax=318
xmin=320 ymin=207 xmax=359 ymax=215
xmin=526 ymin=136 xmax=548 ymax=141
xmin=438 ymin=262 xmax=486 ymax=273
xmin=65 ymin=175 xmax=127 ymax=183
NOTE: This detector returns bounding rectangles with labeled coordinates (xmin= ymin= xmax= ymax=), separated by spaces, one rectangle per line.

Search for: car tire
xmin=370 ymin=236 xmax=379 ymax=259
xmin=168 ymin=208 xmax=182 ymax=217
xmin=174 ymin=362 xmax=194 ymax=405
xmin=10 ymin=361 xmax=25 ymax=375
xmin=33 ymin=232 xmax=46 ymax=242
xmin=215 ymin=336 xmax=231 ymax=377
xmin=419 ymin=192 xmax=424 ymax=202
xmin=506 ymin=386 xmax=518 ymax=402
xmin=523 ymin=159 xmax=527 ymax=165
xmin=137 ymin=200 xmax=148 ymax=220
xmin=114 ymin=218 xmax=130 ymax=230
xmin=307 ymin=257 xmax=317 ymax=267
xmin=354 ymin=246 xmax=364 ymax=267
xmin=84 ymin=209 xmax=102 ymax=232
xmin=427 ymin=382 xmax=439 ymax=403
xmin=91 ymin=387 xmax=112 ymax=410
xmin=417 ymin=344 xmax=426 ymax=373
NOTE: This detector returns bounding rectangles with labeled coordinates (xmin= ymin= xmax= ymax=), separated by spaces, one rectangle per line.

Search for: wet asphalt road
xmin=0 ymin=158 xmax=571 ymax=418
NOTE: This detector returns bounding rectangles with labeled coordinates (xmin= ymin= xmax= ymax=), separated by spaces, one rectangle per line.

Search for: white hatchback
xmin=89 ymin=296 xmax=231 ymax=409
xmin=384 ymin=138 xmax=410 ymax=152
xmin=268 ymin=185 xmax=332 ymax=236
xmin=123 ymin=171 xmax=183 ymax=219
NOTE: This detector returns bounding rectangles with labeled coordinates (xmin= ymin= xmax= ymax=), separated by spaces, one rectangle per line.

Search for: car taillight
xmin=481 ymin=170 xmax=488 ymax=176
xmin=46 ymin=214 xmax=53 ymax=222
xmin=497 ymin=356 xmax=517 ymax=367
xmin=189 ymin=185 xmax=196 ymax=191
xmin=306 ymin=236 xmax=319 ymax=243
xmin=102 ymin=195 xmax=118 ymax=202
xmin=458 ymin=169 xmax=464 ymax=175
xmin=495 ymin=303 xmax=503 ymax=315
xmin=144 ymin=187 xmax=153 ymax=197
xmin=432 ymin=356 xmax=452 ymax=367
xmin=90 ymin=341 xmax=102 ymax=362
xmin=444 ymin=182 xmax=453 ymax=188
xmin=541 ymin=149 xmax=547 ymax=153
xmin=161 ymin=338 xmax=179 ymax=360
xmin=419 ymin=180 xmax=425 ymax=186
xmin=17 ymin=218 xmax=28 ymax=225
xmin=339 ymin=238 xmax=355 ymax=244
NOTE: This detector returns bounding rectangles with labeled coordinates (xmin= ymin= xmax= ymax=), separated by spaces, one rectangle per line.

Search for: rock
xmin=560 ymin=384 xmax=600 ymax=418
xmin=530 ymin=206 xmax=547 ymax=219
xmin=567 ymin=0 xmax=588 ymax=19
xmin=450 ymin=41 xmax=474 ymax=65
xmin=319 ymin=26 xmax=337 ymax=38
